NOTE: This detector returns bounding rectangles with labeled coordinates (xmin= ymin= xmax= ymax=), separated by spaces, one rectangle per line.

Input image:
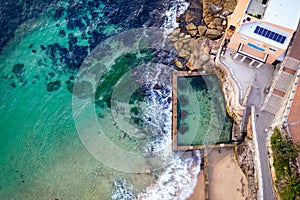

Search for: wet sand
xmin=187 ymin=172 xmax=205 ymax=200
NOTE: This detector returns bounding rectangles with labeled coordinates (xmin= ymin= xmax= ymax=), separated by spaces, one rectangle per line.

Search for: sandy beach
xmin=187 ymin=172 xmax=206 ymax=200
xmin=208 ymin=152 xmax=249 ymax=200
xmin=187 ymin=148 xmax=250 ymax=200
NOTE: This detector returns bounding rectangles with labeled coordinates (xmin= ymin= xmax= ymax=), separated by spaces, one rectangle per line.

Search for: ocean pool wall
xmin=172 ymin=71 xmax=234 ymax=151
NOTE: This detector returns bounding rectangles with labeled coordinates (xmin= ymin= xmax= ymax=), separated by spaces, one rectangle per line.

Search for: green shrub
xmin=271 ymin=128 xmax=300 ymax=199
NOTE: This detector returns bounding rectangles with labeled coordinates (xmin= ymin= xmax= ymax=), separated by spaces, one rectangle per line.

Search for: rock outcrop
xmin=237 ymin=138 xmax=258 ymax=200
xmin=168 ymin=0 xmax=237 ymax=71
xmin=175 ymin=0 xmax=237 ymax=39
xmin=201 ymin=0 xmax=236 ymax=38
xmin=169 ymin=26 xmax=224 ymax=71
xmin=186 ymin=23 xmax=198 ymax=37
xmin=205 ymin=28 xmax=222 ymax=39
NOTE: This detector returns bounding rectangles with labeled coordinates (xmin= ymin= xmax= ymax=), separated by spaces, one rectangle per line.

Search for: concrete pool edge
xmin=172 ymin=70 xmax=236 ymax=151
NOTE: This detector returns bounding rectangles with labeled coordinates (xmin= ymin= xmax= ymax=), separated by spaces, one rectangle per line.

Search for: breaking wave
xmin=138 ymin=151 xmax=201 ymax=200
xmin=112 ymin=1 xmax=202 ymax=199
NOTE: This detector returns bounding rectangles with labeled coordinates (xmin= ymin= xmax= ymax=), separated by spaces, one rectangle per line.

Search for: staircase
xmin=263 ymin=94 xmax=284 ymax=115
xmin=261 ymin=56 xmax=299 ymax=115
xmin=274 ymin=72 xmax=294 ymax=92
xmin=284 ymin=57 xmax=300 ymax=71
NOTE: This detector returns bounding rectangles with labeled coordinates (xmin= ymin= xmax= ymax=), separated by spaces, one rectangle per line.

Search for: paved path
xmin=218 ymin=20 xmax=300 ymax=200
xmin=219 ymin=50 xmax=275 ymax=199
xmin=220 ymin=50 xmax=274 ymax=105
xmin=253 ymin=109 xmax=275 ymax=200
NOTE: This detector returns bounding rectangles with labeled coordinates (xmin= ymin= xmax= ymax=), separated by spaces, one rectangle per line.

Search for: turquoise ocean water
xmin=0 ymin=0 xmax=191 ymax=199
xmin=0 ymin=0 xmax=230 ymax=199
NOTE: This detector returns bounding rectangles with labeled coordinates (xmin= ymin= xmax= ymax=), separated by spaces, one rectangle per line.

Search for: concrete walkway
xmin=218 ymin=49 xmax=276 ymax=200
xmin=253 ymin=109 xmax=276 ymax=200
xmin=219 ymin=49 xmax=274 ymax=107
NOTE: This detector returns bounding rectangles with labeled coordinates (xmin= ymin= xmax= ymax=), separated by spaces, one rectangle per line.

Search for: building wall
xmin=228 ymin=31 xmax=286 ymax=64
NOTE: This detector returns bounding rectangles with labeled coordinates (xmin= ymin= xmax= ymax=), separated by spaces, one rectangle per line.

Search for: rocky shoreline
xmin=168 ymin=0 xmax=236 ymax=71
xmin=168 ymin=0 xmax=244 ymax=123
xmin=168 ymin=0 xmax=259 ymax=199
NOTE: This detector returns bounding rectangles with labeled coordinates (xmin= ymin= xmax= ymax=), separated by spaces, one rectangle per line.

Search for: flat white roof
xmin=262 ymin=0 xmax=300 ymax=30
xmin=239 ymin=22 xmax=290 ymax=49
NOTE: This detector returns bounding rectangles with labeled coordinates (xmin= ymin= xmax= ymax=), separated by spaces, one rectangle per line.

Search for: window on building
xmin=240 ymin=35 xmax=248 ymax=40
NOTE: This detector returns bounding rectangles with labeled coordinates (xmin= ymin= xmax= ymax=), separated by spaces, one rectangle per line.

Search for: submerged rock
xmin=180 ymin=109 xmax=189 ymax=120
xmin=12 ymin=63 xmax=25 ymax=78
xmin=46 ymin=80 xmax=61 ymax=92
xmin=54 ymin=6 xmax=65 ymax=21
xmin=59 ymin=30 xmax=66 ymax=37
xmin=153 ymin=83 xmax=162 ymax=90
xmin=9 ymin=81 xmax=16 ymax=88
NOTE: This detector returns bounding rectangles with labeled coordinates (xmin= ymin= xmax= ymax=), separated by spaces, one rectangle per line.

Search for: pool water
xmin=176 ymin=75 xmax=233 ymax=146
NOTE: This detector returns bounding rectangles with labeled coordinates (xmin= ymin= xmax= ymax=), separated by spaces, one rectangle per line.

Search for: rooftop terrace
xmin=246 ymin=0 xmax=267 ymax=19
xmin=245 ymin=0 xmax=300 ymax=30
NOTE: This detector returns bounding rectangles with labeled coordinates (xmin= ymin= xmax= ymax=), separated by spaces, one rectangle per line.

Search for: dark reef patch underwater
xmin=0 ymin=0 xmax=232 ymax=199
xmin=0 ymin=0 xmax=192 ymax=199
xmin=0 ymin=0 xmax=170 ymax=94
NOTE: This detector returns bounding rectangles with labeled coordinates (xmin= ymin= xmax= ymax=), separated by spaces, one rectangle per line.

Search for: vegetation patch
xmin=271 ymin=128 xmax=300 ymax=199
xmin=247 ymin=13 xmax=259 ymax=19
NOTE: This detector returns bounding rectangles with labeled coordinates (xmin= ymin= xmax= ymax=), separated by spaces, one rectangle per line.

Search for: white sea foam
xmin=163 ymin=0 xmax=190 ymax=35
xmin=111 ymin=179 xmax=137 ymax=200
xmin=138 ymin=151 xmax=201 ymax=200
xmin=112 ymin=1 xmax=202 ymax=199
xmin=143 ymin=0 xmax=189 ymax=160
xmin=111 ymin=152 xmax=201 ymax=200
xmin=138 ymin=62 xmax=173 ymax=159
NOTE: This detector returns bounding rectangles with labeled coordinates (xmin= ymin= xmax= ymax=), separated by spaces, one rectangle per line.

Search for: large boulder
xmin=189 ymin=30 xmax=198 ymax=37
xmin=186 ymin=23 xmax=197 ymax=31
xmin=216 ymin=25 xmax=224 ymax=32
xmin=208 ymin=5 xmax=223 ymax=15
xmin=171 ymin=27 xmax=181 ymax=37
xmin=203 ymin=15 xmax=215 ymax=25
xmin=205 ymin=29 xmax=222 ymax=39
xmin=186 ymin=23 xmax=198 ymax=37
xmin=214 ymin=18 xmax=223 ymax=26
xmin=207 ymin=22 xmax=216 ymax=29
xmin=168 ymin=34 xmax=178 ymax=42
xmin=173 ymin=40 xmax=184 ymax=52
xmin=221 ymin=10 xmax=231 ymax=17
xmin=197 ymin=26 xmax=207 ymax=36
xmin=173 ymin=59 xmax=184 ymax=69
xmin=178 ymin=49 xmax=191 ymax=60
